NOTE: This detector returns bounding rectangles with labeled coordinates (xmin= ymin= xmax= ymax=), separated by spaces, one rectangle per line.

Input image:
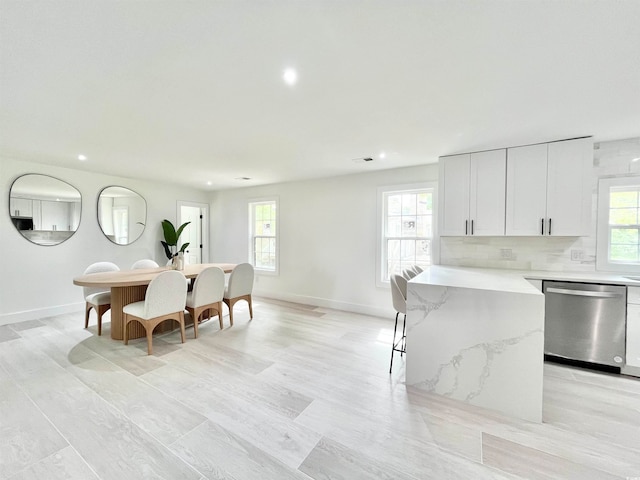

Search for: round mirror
xmin=9 ymin=174 xmax=82 ymax=246
xmin=97 ymin=186 xmax=146 ymax=245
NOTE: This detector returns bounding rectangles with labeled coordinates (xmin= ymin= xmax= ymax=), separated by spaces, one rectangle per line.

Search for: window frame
xmin=248 ymin=197 xmax=279 ymax=275
xmin=376 ymin=182 xmax=437 ymax=287
xmin=596 ymin=175 xmax=640 ymax=273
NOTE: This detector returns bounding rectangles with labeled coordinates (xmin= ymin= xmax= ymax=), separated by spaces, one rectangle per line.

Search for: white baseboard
xmin=622 ymin=364 xmax=640 ymax=378
xmin=0 ymin=302 xmax=84 ymax=326
xmin=253 ymin=288 xmax=393 ymax=320
xmin=0 ymin=292 xmax=395 ymax=327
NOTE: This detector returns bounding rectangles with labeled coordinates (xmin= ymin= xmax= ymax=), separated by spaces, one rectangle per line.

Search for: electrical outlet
xmin=500 ymin=248 xmax=513 ymax=260
xmin=571 ymin=250 xmax=584 ymax=261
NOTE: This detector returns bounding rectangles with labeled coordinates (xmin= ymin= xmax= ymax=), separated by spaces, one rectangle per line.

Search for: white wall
xmin=210 ymin=164 xmax=439 ymax=318
xmin=0 ymin=157 xmax=210 ymax=325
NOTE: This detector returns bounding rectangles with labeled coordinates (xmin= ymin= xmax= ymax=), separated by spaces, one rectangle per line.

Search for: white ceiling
xmin=1 ymin=1 xmax=639 ymax=190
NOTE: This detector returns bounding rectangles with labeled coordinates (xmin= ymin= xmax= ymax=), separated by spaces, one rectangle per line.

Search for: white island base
xmin=405 ymin=267 xmax=545 ymax=423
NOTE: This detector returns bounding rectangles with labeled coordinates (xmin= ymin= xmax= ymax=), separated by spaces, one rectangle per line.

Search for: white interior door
xmin=180 ymin=205 xmax=202 ymax=265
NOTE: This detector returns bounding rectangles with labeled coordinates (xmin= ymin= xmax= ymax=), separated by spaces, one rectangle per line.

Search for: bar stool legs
xmin=389 ymin=311 xmax=407 ymax=373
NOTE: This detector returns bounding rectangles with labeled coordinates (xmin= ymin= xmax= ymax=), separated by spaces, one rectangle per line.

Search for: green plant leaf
xmin=161 ymin=219 xmax=177 ymax=245
xmin=161 ymin=241 xmax=173 ymax=260
xmin=175 ymin=221 xmax=190 ymax=241
xmin=179 ymin=242 xmax=190 ymax=253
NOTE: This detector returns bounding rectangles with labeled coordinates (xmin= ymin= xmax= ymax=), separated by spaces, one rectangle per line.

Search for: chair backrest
xmin=412 ymin=265 xmax=424 ymax=274
xmin=144 ymin=270 xmax=188 ymax=318
xmin=402 ymin=268 xmax=417 ymax=280
xmin=227 ymin=263 xmax=254 ymax=298
xmin=390 ymin=274 xmax=407 ymax=314
xmin=131 ymin=259 xmax=159 ymax=269
xmin=83 ymin=262 xmax=120 ymax=298
xmin=191 ymin=266 xmax=225 ymax=307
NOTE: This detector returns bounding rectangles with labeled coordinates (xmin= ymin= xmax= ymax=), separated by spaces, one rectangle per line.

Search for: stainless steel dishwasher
xmin=543 ymin=281 xmax=626 ymax=368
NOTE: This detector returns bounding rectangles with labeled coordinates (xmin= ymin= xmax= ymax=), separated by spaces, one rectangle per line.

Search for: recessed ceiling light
xmin=379 ymin=152 xmax=386 ymax=159
xmin=206 ymin=181 xmax=212 ymax=186
xmin=77 ymin=154 xmax=87 ymax=161
xmin=283 ymin=68 xmax=298 ymax=86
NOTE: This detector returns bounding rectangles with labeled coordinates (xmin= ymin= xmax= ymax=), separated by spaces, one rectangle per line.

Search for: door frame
xmin=177 ymin=201 xmax=209 ymax=264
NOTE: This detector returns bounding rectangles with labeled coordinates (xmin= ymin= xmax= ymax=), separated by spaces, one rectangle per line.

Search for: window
xmin=112 ymin=206 xmax=128 ymax=244
xmin=597 ymin=176 xmax=640 ymax=272
xmin=378 ymin=184 xmax=435 ymax=284
xmin=249 ymin=199 xmax=278 ymax=272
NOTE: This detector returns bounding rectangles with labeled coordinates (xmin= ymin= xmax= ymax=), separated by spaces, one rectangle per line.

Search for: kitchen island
xmin=405 ymin=266 xmax=544 ymax=422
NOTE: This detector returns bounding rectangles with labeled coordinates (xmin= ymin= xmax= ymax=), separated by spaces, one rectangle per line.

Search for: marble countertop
xmin=412 ymin=265 xmax=640 ymax=294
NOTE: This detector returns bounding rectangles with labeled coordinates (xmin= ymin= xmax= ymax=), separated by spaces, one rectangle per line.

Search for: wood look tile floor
xmin=1 ymin=298 xmax=639 ymax=480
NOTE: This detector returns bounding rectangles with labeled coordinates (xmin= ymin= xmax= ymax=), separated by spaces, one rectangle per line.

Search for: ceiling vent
xmin=352 ymin=157 xmax=374 ymax=164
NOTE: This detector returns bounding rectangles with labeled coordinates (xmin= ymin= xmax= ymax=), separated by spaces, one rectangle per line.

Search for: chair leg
xmin=96 ymin=304 xmax=110 ymax=336
xmin=389 ymin=312 xmax=399 ymax=374
xmin=191 ymin=307 xmax=199 ymax=339
xmin=178 ymin=312 xmax=186 ymax=344
xmin=248 ymin=295 xmax=253 ymax=320
xmin=145 ymin=325 xmax=154 ymax=355
xmin=224 ymin=298 xmax=235 ymax=326
xmin=217 ymin=302 xmax=223 ymax=329
xmin=400 ymin=313 xmax=406 ymax=357
xmin=123 ymin=315 xmax=130 ymax=345
xmin=84 ymin=303 xmax=92 ymax=329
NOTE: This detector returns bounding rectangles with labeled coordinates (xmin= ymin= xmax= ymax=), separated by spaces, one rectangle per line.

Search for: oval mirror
xmin=9 ymin=174 xmax=82 ymax=246
xmin=97 ymin=186 xmax=146 ymax=245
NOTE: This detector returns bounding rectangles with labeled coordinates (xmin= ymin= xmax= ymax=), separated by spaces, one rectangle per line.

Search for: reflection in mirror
xmin=98 ymin=186 xmax=146 ymax=245
xmin=9 ymin=174 xmax=82 ymax=246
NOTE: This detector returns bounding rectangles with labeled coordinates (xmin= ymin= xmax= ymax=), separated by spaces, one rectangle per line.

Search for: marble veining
xmin=405 ymin=286 xmax=448 ymax=333
xmin=409 ymin=328 xmax=542 ymax=402
xmin=406 ymin=269 xmax=545 ymax=422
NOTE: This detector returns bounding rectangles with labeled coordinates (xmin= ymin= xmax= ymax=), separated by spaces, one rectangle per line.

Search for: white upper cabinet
xmin=505 ymin=137 xmax=593 ymax=236
xmin=439 ymin=149 xmax=506 ymax=236
xmin=505 ymin=143 xmax=548 ymax=235
xmin=546 ymin=138 xmax=593 ymax=236
xmin=9 ymin=197 xmax=33 ymax=217
xmin=439 ymin=153 xmax=470 ymax=236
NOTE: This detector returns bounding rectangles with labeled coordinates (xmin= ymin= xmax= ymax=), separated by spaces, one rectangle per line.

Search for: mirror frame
xmin=97 ymin=185 xmax=147 ymax=245
xmin=8 ymin=173 xmax=82 ymax=246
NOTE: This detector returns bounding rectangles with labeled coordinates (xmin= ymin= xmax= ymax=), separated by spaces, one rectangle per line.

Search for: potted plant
xmin=161 ymin=219 xmax=190 ymax=267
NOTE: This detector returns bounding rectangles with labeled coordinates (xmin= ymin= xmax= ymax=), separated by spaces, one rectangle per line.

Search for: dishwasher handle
xmin=546 ymin=287 xmax=624 ymax=298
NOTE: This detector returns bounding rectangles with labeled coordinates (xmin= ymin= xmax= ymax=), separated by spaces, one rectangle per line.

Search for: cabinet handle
xmin=471 ymin=219 xmax=474 ymax=235
xmin=465 ymin=220 xmax=468 ymax=235
xmin=548 ymin=218 xmax=552 ymax=235
xmin=540 ymin=218 xmax=544 ymax=235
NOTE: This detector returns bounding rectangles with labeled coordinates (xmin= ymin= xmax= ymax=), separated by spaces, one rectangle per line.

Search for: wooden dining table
xmin=73 ymin=263 xmax=236 ymax=340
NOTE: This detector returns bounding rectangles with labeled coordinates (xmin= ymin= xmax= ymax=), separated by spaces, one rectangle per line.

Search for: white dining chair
xmin=223 ymin=263 xmax=254 ymax=326
xmin=123 ymin=270 xmax=188 ymax=355
xmin=412 ymin=265 xmax=424 ymax=274
xmin=185 ymin=266 xmax=225 ymax=337
xmin=389 ymin=273 xmax=407 ymax=373
xmin=83 ymin=261 xmax=120 ymax=336
xmin=131 ymin=259 xmax=159 ymax=269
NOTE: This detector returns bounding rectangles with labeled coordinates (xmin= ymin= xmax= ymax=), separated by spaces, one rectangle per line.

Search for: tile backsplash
xmin=439 ymin=137 xmax=640 ymax=272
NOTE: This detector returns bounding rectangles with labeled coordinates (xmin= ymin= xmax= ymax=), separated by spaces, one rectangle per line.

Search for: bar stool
xmin=389 ymin=273 xmax=407 ymax=373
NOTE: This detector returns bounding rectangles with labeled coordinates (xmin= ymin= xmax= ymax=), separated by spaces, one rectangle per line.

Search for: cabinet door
xmin=626 ymin=304 xmax=640 ymax=368
xmin=41 ymin=200 xmax=70 ymax=231
xmin=9 ymin=197 xmax=33 ymax=217
xmin=439 ymin=154 xmax=470 ymax=236
xmin=546 ymin=137 xmax=593 ymax=236
xmin=470 ymin=149 xmax=506 ymax=236
xmin=505 ymin=143 xmax=548 ymax=235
